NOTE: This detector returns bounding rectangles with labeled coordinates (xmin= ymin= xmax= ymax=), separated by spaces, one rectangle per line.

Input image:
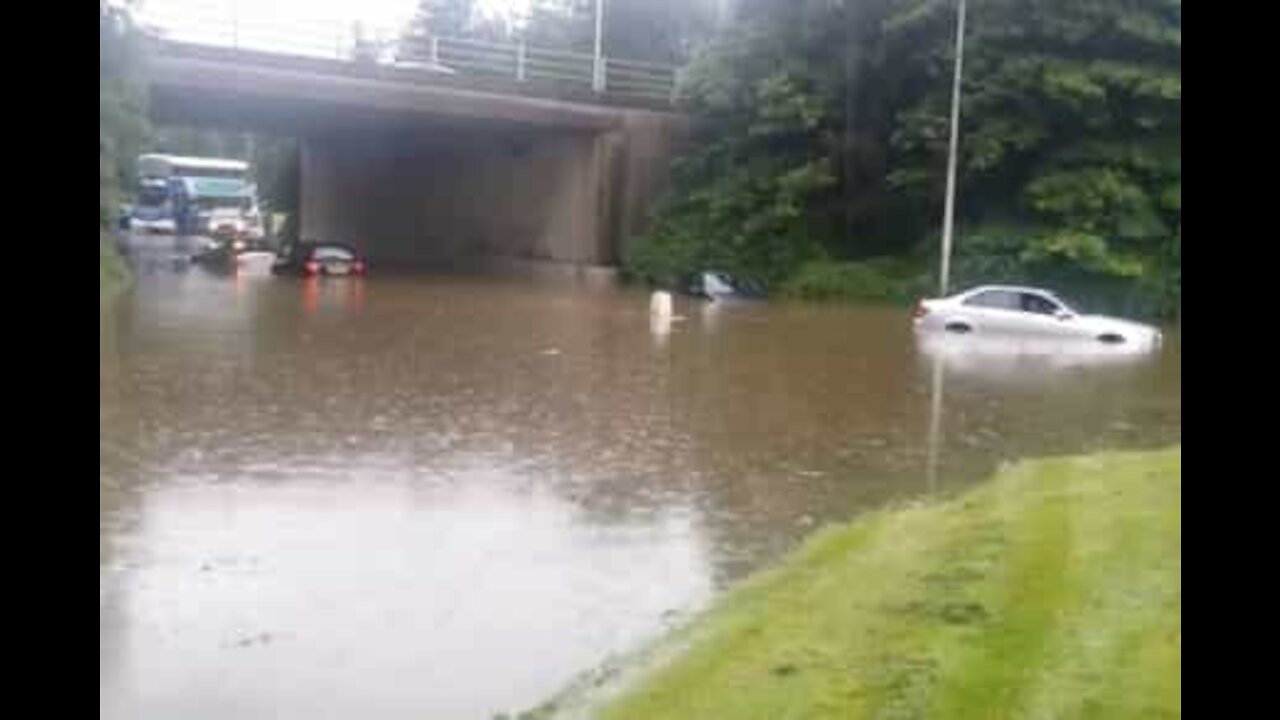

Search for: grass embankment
xmin=100 ymin=232 xmax=130 ymax=299
xmin=542 ymin=448 xmax=1181 ymax=720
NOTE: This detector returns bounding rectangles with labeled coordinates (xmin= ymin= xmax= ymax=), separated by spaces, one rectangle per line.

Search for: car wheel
xmin=944 ymin=322 xmax=972 ymax=334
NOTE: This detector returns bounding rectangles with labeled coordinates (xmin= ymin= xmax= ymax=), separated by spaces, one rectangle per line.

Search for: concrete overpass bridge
xmin=139 ymin=13 xmax=688 ymax=281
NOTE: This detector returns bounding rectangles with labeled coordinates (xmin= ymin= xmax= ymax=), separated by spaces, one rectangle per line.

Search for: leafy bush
xmin=100 ymin=232 xmax=130 ymax=298
xmin=781 ymin=257 xmax=929 ymax=302
xmin=629 ymin=0 xmax=1180 ymax=317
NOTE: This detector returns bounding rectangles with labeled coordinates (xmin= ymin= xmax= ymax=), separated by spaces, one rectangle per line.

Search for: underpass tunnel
xmin=148 ymin=70 xmax=686 ymax=277
xmin=298 ymin=119 xmax=615 ymax=271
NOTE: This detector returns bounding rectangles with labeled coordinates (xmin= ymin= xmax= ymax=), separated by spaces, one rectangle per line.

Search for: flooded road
xmin=100 ymin=245 xmax=1180 ymax=719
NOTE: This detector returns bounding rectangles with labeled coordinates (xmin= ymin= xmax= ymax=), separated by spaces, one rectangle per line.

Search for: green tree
xmin=520 ymin=0 xmax=714 ymax=61
xmin=410 ymin=0 xmax=479 ymax=37
xmin=520 ymin=0 xmax=592 ymax=49
xmin=100 ymin=1 xmax=148 ymax=226
xmin=629 ymin=0 xmax=1181 ymax=315
xmin=886 ymin=0 xmax=1181 ymax=313
xmin=626 ymin=0 xmax=853 ymax=287
xmin=401 ymin=0 xmax=510 ymax=53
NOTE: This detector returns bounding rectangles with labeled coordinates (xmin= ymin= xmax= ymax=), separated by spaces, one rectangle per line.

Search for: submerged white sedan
xmin=912 ymin=285 xmax=1162 ymax=348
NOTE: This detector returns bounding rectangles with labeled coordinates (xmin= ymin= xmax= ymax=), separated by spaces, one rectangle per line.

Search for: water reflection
xmin=925 ymin=352 xmax=945 ymax=495
xmin=915 ymin=330 xmax=1160 ymax=381
xmin=916 ymin=330 xmax=1162 ymax=495
xmin=300 ymin=276 xmax=367 ymax=315
xmin=100 ymin=472 xmax=711 ymax=720
xmin=649 ymin=311 xmax=672 ymax=345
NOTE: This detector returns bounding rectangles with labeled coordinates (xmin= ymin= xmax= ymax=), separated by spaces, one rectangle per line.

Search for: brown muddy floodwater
xmin=101 ymin=242 xmax=1180 ymax=719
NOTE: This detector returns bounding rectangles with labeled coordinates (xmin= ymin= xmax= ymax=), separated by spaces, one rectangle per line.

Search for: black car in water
xmin=191 ymin=235 xmax=272 ymax=266
xmin=272 ymin=241 xmax=366 ymax=277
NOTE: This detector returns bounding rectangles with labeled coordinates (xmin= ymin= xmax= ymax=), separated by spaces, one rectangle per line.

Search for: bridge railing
xmin=137 ymin=3 xmax=679 ymax=105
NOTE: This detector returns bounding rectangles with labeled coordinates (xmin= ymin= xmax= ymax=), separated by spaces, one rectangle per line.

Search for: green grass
xmin=100 ymin=231 xmax=130 ymax=300
xmin=543 ymin=448 xmax=1180 ymax=720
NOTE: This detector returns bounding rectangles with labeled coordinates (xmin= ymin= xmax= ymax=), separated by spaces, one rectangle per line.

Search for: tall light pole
xmin=938 ymin=0 xmax=967 ymax=296
xmin=592 ymin=0 xmax=606 ymax=92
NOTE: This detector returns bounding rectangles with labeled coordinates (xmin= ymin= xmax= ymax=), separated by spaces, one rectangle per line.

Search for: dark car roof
xmin=295 ymin=240 xmax=357 ymax=250
xmin=281 ymin=240 xmax=360 ymax=256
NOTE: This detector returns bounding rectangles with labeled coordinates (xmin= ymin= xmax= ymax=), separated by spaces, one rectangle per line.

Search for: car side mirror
xmin=1055 ymin=310 xmax=1074 ymax=321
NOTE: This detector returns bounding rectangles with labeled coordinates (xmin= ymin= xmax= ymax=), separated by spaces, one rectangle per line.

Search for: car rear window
xmin=312 ymin=246 xmax=355 ymax=261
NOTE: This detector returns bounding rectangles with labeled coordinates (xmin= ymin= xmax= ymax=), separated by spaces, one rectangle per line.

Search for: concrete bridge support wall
xmin=299 ymin=112 xmax=686 ymax=275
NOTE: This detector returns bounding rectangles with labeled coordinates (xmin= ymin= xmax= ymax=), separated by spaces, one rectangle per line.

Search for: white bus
xmin=132 ymin=154 xmax=265 ymax=242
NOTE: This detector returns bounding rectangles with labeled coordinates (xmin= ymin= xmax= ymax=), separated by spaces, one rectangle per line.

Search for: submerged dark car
xmin=686 ymin=271 xmax=767 ymax=300
xmin=272 ymin=241 xmax=366 ymax=277
xmin=191 ymin=235 xmax=272 ymax=266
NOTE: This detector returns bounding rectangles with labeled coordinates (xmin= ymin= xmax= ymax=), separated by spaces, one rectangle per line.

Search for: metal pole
xmin=592 ymin=0 xmax=606 ymax=92
xmin=844 ymin=0 xmax=858 ymax=258
xmin=231 ymin=0 xmax=240 ymax=51
xmin=938 ymin=0 xmax=966 ymax=297
xmin=516 ymin=40 xmax=527 ymax=81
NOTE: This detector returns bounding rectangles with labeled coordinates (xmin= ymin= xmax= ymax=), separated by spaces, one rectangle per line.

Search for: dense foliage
xmin=407 ymin=0 xmax=715 ymax=62
xmin=100 ymin=2 xmax=148 ymax=227
xmin=628 ymin=0 xmax=1181 ymax=316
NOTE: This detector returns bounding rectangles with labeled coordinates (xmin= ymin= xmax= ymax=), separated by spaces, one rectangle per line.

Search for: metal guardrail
xmin=138 ymin=3 xmax=678 ymax=104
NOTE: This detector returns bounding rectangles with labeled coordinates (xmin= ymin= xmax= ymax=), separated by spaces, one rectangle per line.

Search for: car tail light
xmin=353 ymin=260 xmax=366 ymax=275
xmin=304 ymin=260 xmax=321 ymax=276
xmin=913 ymin=301 xmax=929 ymax=318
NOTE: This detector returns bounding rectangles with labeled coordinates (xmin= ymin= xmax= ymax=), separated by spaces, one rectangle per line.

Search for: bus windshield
xmin=137 ymin=184 xmax=169 ymax=207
